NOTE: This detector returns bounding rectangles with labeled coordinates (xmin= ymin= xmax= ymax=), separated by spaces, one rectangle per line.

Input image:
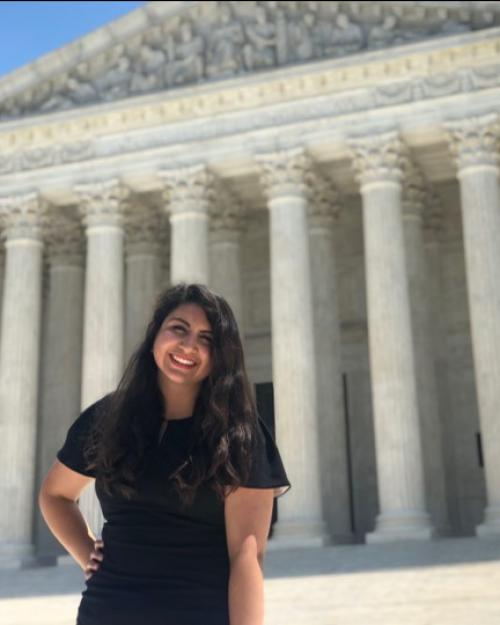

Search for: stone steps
xmin=1 ymin=537 xmax=499 ymax=625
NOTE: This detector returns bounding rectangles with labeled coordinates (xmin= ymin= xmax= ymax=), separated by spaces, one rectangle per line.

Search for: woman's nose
xmin=180 ymin=333 xmax=197 ymax=349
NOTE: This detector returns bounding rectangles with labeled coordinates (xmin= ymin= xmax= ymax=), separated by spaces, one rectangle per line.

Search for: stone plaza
xmin=2 ymin=538 xmax=500 ymax=625
xmin=1 ymin=0 xmax=500 ymax=576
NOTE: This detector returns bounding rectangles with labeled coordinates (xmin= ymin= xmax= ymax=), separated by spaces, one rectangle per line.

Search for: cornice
xmin=1 ymin=28 xmax=500 ymax=169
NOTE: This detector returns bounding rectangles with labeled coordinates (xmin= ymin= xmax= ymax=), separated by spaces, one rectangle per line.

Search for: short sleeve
xmin=243 ymin=416 xmax=291 ymax=499
xmin=56 ymin=396 xmax=108 ymax=477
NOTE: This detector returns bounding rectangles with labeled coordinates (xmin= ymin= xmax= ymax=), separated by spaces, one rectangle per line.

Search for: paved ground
xmin=1 ymin=536 xmax=499 ymax=625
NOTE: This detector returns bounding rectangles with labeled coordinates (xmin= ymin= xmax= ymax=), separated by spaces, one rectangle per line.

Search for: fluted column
xmin=75 ymin=179 xmax=127 ymax=536
xmin=446 ymin=115 xmax=500 ymax=537
xmin=35 ymin=216 xmax=85 ymax=559
xmin=423 ymin=198 xmax=457 ymax=532
xmin=258 ymin=148 xmax=327 ymax=547
xmin=125 ymin=203 xmax=163 ymax=360
xmin=160 ymin=165 xmax=212 ymax=285
xmin=349 ymin=133 xmax=434 ymax=542
xmin=402 ymin=171 xmax=449 ymax=535
xmin=0 ymin=247 xmax=4 ymax=340
xmin=0 ymin=192 xmax=44 ymax=564
xmin=307 ymin=176 xmax=352 ymax=543
xmin=209 ymin=188 xmax=245 ymax=334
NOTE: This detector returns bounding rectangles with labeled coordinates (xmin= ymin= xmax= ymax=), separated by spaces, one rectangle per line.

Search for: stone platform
xmin=1 ymin=537 xmax=499 ymax=625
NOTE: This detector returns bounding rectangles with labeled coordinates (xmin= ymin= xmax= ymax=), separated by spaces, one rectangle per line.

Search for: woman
xmin=39 ymin=283 xmax=291 ymax=625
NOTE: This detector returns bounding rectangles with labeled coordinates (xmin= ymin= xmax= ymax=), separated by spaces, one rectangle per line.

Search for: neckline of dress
xmin=166 ymin=416 xmax=193 ymax=423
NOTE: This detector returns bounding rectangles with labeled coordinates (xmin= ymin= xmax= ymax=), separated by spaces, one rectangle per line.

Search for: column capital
xmin=256 ymin=148 xmax=312 ymax=200
xmin=44 ymin=213 xmax=84 ymax=266
xmin=349 ymin=132 xmax=407 ymax=189
xmin=402 ymin=164 xmax=426 ymax=221
xmin=74 ymin=179 xmax=128 ymax=229
xmin=159 ymin=165 xmax=215 ymax=216
xmin=209 ymin=184 xmax=246 ymax=240
xmin=423 ymin=190 xmax=445 ymax=243
xmin=445 ymin=114 xmax=500 ymax=172
xmin=0 ymin=191 xmax=44 ymax=241
xmin=124 ymin=199 xmax=163 ymax=256
xmin=306 ymin=172 xmax=340 ymax=230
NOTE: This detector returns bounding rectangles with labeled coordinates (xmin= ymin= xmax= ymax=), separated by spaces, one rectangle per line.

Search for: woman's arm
xmin=38 ymin=460 xmax=98 ymax=572
xmin=225 ymin=487 xmax=275 ymax=625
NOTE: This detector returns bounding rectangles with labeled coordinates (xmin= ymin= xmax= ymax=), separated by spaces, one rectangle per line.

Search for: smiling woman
xmin=39 ymin=282 xmax=291 ymax=625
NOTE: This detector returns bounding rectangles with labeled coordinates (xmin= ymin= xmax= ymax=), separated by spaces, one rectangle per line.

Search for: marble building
xmin=1 ymin=0 xmax=500 ymax=565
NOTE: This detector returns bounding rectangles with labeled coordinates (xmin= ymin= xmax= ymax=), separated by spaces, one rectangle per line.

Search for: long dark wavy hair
xmin=85 ymin=283 xmax=258 ymax=507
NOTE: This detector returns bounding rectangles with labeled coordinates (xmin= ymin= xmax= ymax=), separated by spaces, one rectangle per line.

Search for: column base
xmin=476 ymin=505 xmax=500 ymax=538
xmin=267 ymin=520 xmax=329 ymax=550
xmin=366 ymin=510 xmax=435 ymax=544
xmin=0 ymin=541 xmax=34 ymax=569
xmin=330 ymin=531 xmax=357 ymax=545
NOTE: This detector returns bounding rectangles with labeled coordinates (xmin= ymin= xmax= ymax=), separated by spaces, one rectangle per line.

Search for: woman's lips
xmin=169 ymin=353 xmax=196 ymax=369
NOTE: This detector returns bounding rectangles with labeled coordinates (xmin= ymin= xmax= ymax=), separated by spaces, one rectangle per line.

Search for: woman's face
xmin=152 ymin=303 xmax=214 ymax=389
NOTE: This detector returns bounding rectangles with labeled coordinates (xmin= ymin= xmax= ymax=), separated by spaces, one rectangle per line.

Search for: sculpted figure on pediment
xmin=367 ymin=15 xmax=401 ymax=49
xmin=93 ymin=55 xmax=132 ymax=100
xmin=166 ymin=20 xmax=204 ymax=86
xmin=330 ymin=13 xmax=364 ymax=55
xmin=242 ymin=5 xmax=277 ymax=71
xmin=65 ymin=75 xmax=98 ymax=105
xmin=286 ymin=10 xmax=317 ymax=62
xmin=206 ymin=3 xmax=244 ymax=78
xmin=129 ymin=43 xmax=167 ymax=93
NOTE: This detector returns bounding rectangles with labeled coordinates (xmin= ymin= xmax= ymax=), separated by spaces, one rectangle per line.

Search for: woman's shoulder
xmin=71 ymin=392 xmax=114 ymax=433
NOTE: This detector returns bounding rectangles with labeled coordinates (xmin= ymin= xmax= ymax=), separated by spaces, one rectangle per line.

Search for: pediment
xmin=1 ymin=0 xmax=500 ymax=120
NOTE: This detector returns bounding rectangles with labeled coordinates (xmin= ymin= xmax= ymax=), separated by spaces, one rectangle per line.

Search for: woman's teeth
xmin=171 ymin=354 xmax=196 ymax=367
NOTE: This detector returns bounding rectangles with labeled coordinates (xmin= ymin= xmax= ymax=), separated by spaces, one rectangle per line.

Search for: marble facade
xmin=1 ymin=1 xmax=500 ymax=565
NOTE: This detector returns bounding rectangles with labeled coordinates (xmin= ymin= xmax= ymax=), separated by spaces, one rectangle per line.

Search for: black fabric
xmin=56 ymin=396 xmax=291 ymax=625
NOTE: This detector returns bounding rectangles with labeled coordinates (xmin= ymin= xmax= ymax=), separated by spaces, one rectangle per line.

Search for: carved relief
xmin=401 ymin=163 xmax=427 ymax=219
xmin=2 ymin=1 xmax=499 ymax=119
xmin=44 ymin=212 xmax=85 ymax=265
xmin=124 ymin=196 xmax=164 ymax=253
xmin=210 ymin=183 xmax=246 ymax=235
xmin=257 ymin=148 xmax=311 ymax=199
xmin=306 ymin=171 xmax=340 ymax=228
xmin=75 ymin=179 xmax=129 ymax=228
xmin=349 ymin=132 xmax=407 ymax=187
xmin=445 ymin=114 xmax=500 ymax=170
xmin=159 ymin=165 xmax=215 ymax=214
xmin=0 ymin=192 xmax=44 ymax=240
xmin=0 ymin=141 xmax=95 ymax=176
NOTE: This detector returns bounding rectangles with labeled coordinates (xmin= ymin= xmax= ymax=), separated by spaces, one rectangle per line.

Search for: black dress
xmin=56 ymin=396 xmax=291 ymax=625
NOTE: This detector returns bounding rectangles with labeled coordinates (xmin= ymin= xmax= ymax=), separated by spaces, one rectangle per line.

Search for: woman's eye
xmin=172 ymin=325 xmax=186 ymax=333
xmin=200 ymin=335 xmax=212 ymax=344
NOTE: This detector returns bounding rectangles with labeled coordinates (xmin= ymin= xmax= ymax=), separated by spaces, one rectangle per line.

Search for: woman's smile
xmin=169 ymin=353 xmax=197 ymax=369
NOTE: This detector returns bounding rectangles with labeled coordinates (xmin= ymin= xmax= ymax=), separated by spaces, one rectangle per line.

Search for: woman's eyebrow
xmin=168 ymin=316 xmax=213 ymax=333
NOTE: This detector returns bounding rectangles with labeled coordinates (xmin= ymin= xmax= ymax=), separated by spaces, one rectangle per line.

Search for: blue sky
xmin=0 ymin=1 xmax=146 ymax=78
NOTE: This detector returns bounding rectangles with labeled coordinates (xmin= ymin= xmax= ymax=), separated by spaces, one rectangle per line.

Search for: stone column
xmin=349 ymin=133 xmax=434 ymax=542
xmin=75 ymin=179 xmax=127 ymax=536
xmin=209 ymin=188 xmax=245 ymax=334
xmin=423 ymin=197 xmax=457 ymax=532
xmin=124 ymin=203 xmax=163 ymax=361
xmin=307 ymin=176 xmax=353 ymax=543
xmin=446 ymin=115 xmax=500 ymax=537
xmin=35 ymin=216 xmax=85 ymax=560
xmin=0 ymin=246 xmax=4 ymax=340
xmin=402 ymin=171 xmax=449 ymax=535
xmin=159 ymin=165 xmax=212 ymax=285
xmin=258 ymin=149 xmax=327 ymax=547
xmin=0 ymin=192 xmax=44 ymax=564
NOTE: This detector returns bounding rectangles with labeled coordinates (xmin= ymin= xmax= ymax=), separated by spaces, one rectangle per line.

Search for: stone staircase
xmin=1 ymin=537 xmax=499 ymax=625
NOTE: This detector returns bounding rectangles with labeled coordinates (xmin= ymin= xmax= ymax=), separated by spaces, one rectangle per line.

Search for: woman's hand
xmin=84 ymin=539 xmax=104 ymax=581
